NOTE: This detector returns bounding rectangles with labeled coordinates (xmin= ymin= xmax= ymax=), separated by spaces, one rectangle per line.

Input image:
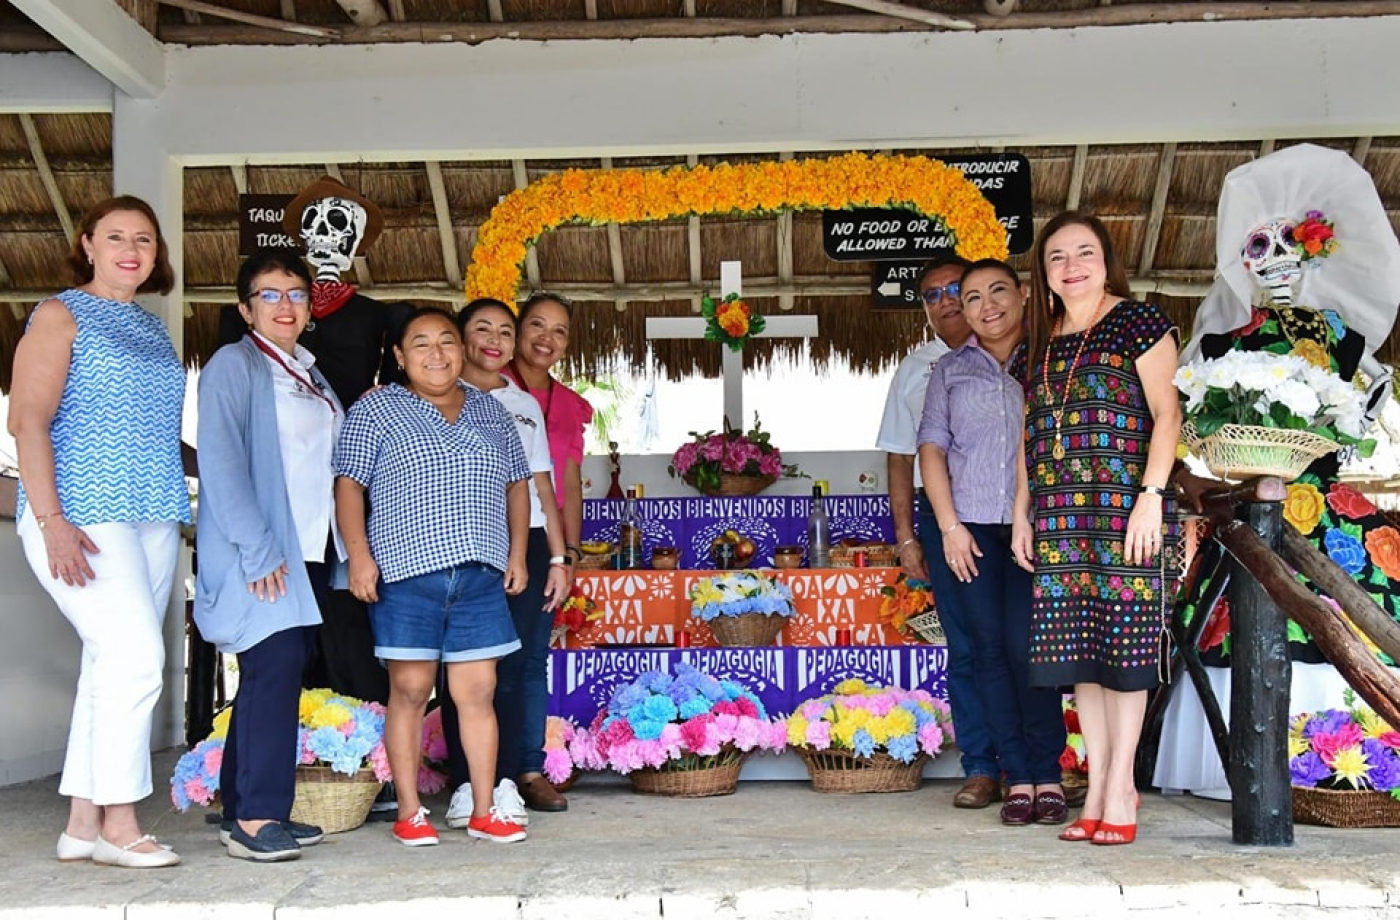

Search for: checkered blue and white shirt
xmin=335 ymin=381 xmax=530 ymax=583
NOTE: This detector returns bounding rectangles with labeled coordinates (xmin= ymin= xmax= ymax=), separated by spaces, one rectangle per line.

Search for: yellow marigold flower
xmin=211 ymin=707 xmax=232 ymax=740
xmin=1283 ymin=482 xmax=1326 ymax=534
xmin=834 ymin=678 xmax=867 ymax=695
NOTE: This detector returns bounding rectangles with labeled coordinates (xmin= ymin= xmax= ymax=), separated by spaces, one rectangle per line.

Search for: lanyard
xmin=247 ymin=334 xmax=338 ymax=415
xmin=505 ymin=361 xmax=555 ymax=424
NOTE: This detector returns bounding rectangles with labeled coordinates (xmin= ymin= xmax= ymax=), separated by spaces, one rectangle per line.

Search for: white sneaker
xmin=445 ymin=783 xmax=473 ymax=829
xmin=493 ymin=778 xmax=529 ymax=827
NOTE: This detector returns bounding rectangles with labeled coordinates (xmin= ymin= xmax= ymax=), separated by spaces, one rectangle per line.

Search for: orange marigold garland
xmin=465 ymin=152 xmax=1009 ymax=303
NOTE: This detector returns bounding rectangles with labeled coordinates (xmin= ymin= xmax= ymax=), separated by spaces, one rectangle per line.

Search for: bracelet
xmin=940 ymin=521 xmax=961 ymax=536
xmin=548 ymin=555 xmax=568 ymax=566
xmin=35 ymin=511 xmax=62 ymax=530
xmin=1140 ymin=485 xmax=1165 ymax=496
xmin=897 ymin=537 xmax=918 ymax=552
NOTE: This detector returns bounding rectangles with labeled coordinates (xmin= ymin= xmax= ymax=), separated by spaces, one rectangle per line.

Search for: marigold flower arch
xmin=464 ymin=151 xmax=1009 ymax=304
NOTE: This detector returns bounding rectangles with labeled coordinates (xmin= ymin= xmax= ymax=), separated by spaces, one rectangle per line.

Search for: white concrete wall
xmin=0 ymin=521 xmax=190 ymax=788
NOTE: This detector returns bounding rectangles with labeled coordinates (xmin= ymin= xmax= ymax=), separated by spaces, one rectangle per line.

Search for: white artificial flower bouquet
xmin=1174 ymin=351 xmax=1375 ymax=478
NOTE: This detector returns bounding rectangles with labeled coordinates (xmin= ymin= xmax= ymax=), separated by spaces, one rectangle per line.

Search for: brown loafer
xmin=518 ymin=775 xmax=568 ymax=813
xmin=953 ymin=775 xmax=1001 ymax=809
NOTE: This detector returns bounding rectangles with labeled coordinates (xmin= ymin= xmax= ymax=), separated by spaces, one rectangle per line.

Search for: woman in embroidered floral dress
xmin=1011 ymin=211 xmax=1182 ymax=847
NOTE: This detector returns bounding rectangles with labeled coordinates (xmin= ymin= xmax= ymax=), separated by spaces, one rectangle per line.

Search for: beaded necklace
xmin=1042 ymin=296 xmax=1111 ymax=462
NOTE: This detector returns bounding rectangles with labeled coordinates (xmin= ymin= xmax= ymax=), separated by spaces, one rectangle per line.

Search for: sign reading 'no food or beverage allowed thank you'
xmin=822 ymin=153 xmax=1033 ymax=266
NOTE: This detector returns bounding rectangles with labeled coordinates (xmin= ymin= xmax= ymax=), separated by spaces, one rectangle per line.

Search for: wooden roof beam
xmin=820 ymin=0 xmax=974 ymax=30
xmin=155 ymin=0 xmax=338 ymax=38
xmin=584 ymin=0 xmax=597 ymax=20
xmin=777 ymin=151 xmax=795 ymax=312
xmin=687 ymin=154 xmax=702 ymax=315
xmin=0 ymin=273 xmax=1213 ymax=307
xmin=332 ymin=1 xmax=387 ymax=28
xmin=12 ymin=0 xmax=165 ymax=98
xmin=1065 ymin=144 xmax=1088 ymax=211
xmin=1354 ymin=136 xmax=1373 ymax=165
xmin=424 ymin=161 xmax=461 ymax=288
xmin=600 ymin=157 xmax=627 ymax=313
xmin=487 ymin=0 xmax=503 ymax=23
xmin=19 ymin=114 xmax=75 ymax=242
xmin=1137 ymin=142 xmax=1177 ymax=281
xmin=512 ymin=160 xmax=541 ymax=291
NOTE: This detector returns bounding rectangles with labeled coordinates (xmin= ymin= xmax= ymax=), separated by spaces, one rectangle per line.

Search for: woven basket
xmin=685 ymin=472 xmax=776 ymax=497
xmin=1182 ymin=422 xmax=1337 ymax=481
xmin=628 ymin=755 xmax=745 ymax=797
xmin=830 ymin=544 xmax=899 ymax=568
xmin=906 ymin=610 xmax=945 ymax=644
xmin=573 ymin=551 xmax=614 ymax=570
xmin=289 ymin=765 xmax=383 ymax=834
xmin=1292 ymin=786 xmax=1400 ymax=828
xmin=795 ymin=748 xmax=929 ymax=793
xmin=708 ymin=612 xmax=788 ymax=647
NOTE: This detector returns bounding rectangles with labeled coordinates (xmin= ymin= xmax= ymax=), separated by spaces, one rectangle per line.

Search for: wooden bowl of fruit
xmin=709 ymin=529 xmax=758 ymax=570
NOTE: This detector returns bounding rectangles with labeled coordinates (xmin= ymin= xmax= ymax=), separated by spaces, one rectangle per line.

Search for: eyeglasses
xmin=921 ymin=282 xmax=961 ymax=306
xmin=248 ymin=288 xmax=310 ymax=306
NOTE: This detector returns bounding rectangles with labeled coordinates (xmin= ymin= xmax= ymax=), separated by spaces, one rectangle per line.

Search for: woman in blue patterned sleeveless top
xmin=8 ymin=196 xmax=189 ymax=869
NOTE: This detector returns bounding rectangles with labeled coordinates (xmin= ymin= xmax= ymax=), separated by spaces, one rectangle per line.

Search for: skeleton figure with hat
xmin=1156 ymin=144 xmax=1400 ymax=799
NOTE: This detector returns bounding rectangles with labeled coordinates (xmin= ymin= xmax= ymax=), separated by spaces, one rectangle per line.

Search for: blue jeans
xmin=918 ymin=497 xmax=998 ymax=779
xmin=953 ymin=523 xmax=1065 ymax=786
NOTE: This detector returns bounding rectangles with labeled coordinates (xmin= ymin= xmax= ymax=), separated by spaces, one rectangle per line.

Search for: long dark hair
xmin=1025 ymin=211 xmax=1131 ymax=372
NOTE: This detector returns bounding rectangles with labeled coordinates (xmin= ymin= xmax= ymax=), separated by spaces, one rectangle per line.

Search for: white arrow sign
xmin=877 ymin=280 xmax=902 ymax=298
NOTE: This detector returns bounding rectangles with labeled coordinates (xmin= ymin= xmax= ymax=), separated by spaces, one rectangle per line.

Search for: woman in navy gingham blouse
xmin=334 ymin=307 xmax=533 ymax=845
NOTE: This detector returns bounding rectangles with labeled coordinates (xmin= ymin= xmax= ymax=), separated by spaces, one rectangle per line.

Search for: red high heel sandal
xmin=1091 ymin=822 xmax=1137 ymax=846
xmin=1058 ymin=819 xmax=1099 ymax=842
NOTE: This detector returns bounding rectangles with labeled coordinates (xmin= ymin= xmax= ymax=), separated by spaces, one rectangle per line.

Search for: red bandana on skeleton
xmin=311 ymin=281 xmax=357 ymax=319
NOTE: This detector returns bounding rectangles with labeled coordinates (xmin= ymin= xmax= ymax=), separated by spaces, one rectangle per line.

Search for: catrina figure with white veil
xmin=1156 ymin=144 xmax=1400 ymax=799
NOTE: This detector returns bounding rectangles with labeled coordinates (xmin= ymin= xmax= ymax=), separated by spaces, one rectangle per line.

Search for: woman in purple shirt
xmin=918 ymin=259 xmax=1067 ymax=827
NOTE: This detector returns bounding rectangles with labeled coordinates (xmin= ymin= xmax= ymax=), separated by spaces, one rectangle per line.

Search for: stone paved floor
xmin=1 ymin=749 xmax=1398 ymax=919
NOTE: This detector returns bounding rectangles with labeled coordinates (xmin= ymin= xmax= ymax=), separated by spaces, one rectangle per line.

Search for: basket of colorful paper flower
xmin=689 ymin=570 xmax=796 ymax=647
xmin=172 ymin=688 xmax=397 ymax=833
xmin=879 ymin=572 xmax=943 ymax=644
xmin=785 ymin=679 xmax=954 ymax=793
xmin=1289 ymin=692 xmax=1400 ymax=828
xmin=587 ymin=663 xmax=787 ymax=797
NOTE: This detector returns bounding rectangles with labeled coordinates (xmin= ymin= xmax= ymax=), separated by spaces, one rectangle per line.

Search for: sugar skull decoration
xmin=1238 ymin=211 xmax=1338 ymax=309
xmin=282 ymin=176 xmax=385 ymax=283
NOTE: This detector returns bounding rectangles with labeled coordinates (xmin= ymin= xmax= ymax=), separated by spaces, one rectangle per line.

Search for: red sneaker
xmin=392 ymin=807 xmax=439 ymax=847
xmin=466 ymin=806 xmax=527 ymax=843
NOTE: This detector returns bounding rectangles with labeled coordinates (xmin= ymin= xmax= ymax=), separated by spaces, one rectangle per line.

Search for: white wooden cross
xmin=644 ymin=261 xmax=819 ymax=425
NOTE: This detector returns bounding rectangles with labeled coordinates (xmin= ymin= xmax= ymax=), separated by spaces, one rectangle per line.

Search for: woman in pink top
xmin=503 ymin=293 xmax=594 ymax=571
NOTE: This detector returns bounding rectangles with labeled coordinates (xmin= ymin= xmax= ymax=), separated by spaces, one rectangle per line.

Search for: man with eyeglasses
xmin=876 ymin=255 xmax=1000 ymax=810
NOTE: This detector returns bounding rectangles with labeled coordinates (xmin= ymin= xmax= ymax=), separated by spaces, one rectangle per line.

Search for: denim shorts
xmin=369 ymin=563 xmax=521 ymax=663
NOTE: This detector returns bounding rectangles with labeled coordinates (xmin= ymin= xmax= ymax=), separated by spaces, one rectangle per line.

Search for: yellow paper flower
xmin=834 ymin=678 xmax=868 ymax=695
xmin=1327 ymin=745 xmax=1372 ymax=788
xmin=308 ymin=702 xmax=354 ymax=731
xmin=298 ymin=687 xmax=333 ymax=722
xmin=210 ymin=706 xmax=232 ymax=740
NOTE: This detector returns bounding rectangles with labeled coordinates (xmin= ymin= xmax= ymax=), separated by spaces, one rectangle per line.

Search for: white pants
xmin=17 ymin=510 xmax=179 ymax=805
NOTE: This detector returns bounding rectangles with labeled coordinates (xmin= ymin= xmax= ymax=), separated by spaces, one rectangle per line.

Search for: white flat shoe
xmin=56 ymin=832 xmax=96 ymax=862
xmin=92 ymin=835 xmax=181 ymax=868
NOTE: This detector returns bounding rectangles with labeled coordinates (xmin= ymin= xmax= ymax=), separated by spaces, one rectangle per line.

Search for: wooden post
xmin=1227 ymin=501 xmax=1293 ymax=847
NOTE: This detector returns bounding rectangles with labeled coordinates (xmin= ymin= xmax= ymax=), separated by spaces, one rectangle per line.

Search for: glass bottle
xmin=807 ymin=482 xmax=830 ymax=568
xmin=618 ymin=487 xmax=644 ymax=570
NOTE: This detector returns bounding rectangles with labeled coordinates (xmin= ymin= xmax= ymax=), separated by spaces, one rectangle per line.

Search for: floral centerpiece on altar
xmin=552 ymin=583 xmax=602 ymax=646
xmin=1174 ymin=350 xmax=1375 ymax=479
xmin=689 ymin=570 xmax=796 ymax=646
xmin=587 ymin=663 xmax=787 ymax=796
xmin=1289 ymin=691 xmax=1400 ymax=827
xmin=171 ymin=688 xmax=395 ymax=811
xmin=668 ymin=415 xmax=799 ymax=497
xmin=702 ymin=292 xmax=765 ymax=351
xmin=879 ymin=572 xmax=942 ymax=643
xmin=786 ymin=679 xmax=954 ymax=793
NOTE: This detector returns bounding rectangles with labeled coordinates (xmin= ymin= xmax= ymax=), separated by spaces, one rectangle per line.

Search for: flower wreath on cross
xmin=463 ymin=152 xmax=1009 ymax=304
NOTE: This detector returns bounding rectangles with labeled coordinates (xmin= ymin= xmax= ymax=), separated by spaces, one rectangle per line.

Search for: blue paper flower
xmin=1324 ymin=529 xmax=1367 ymax=576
